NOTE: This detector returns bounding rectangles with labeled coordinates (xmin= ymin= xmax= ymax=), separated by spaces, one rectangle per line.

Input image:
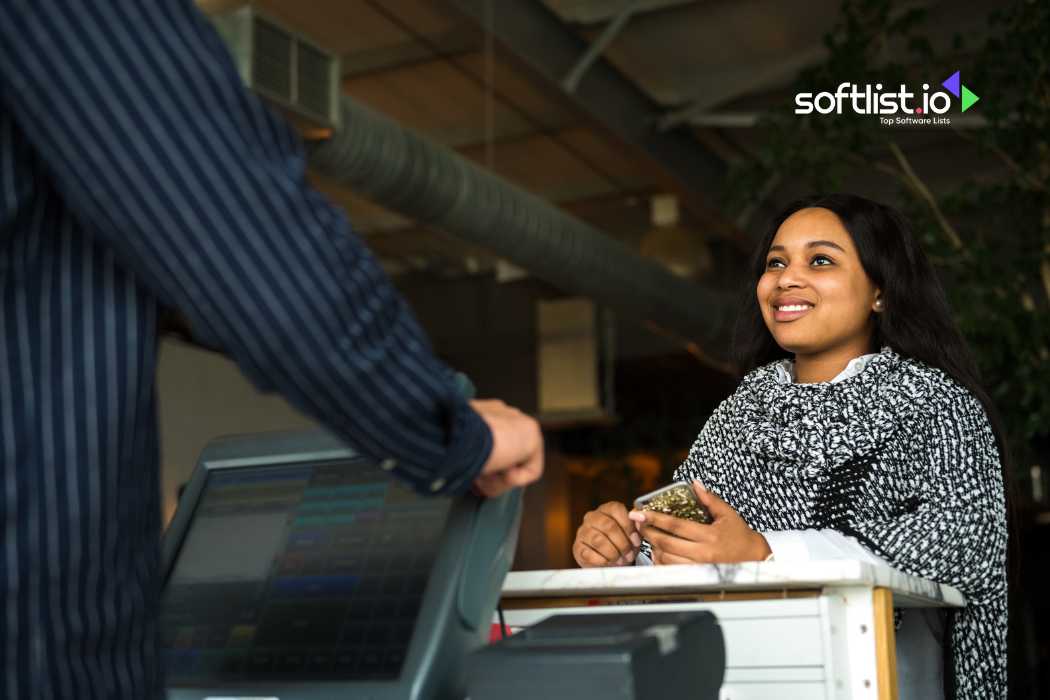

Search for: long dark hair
xmin=734 ymin=193 xmax=1014 ymax=698
xmin=736 ymin=198 xmax=1016 ymax=504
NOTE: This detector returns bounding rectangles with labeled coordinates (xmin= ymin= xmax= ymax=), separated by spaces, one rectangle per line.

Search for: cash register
xmin=159 ymin=429 xmax=522 ymax=700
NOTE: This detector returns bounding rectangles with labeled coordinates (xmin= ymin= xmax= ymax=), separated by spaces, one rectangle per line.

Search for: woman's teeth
xmin=777 ymin=304 xmax=812 ymax=312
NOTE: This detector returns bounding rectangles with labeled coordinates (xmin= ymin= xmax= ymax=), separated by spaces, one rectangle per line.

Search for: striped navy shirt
xmin=0 ymin=2 xmax=493 ymax=697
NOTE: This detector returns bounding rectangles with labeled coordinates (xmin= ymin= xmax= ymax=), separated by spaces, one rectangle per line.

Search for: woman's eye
xmin=765 ymin=254 xmax=833 ymax=269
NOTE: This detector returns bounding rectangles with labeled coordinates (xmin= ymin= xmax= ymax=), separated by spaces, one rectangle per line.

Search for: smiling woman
xmin=571 ymin=193 xmax=1011 ymax=699
xmin=757 ymin=208 xmax=884 ymax=383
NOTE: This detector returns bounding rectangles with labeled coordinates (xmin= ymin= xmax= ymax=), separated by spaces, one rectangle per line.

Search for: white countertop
xmin=502 ymin=560 xmax=964 ymax=608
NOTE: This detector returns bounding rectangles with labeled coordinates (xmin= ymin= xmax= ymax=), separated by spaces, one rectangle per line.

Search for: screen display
xmin=161 ymin=460 xmax=450 ymax=684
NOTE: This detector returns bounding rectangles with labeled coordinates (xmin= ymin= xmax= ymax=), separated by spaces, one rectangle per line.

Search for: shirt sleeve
xmin=838 ymin=394 xmax=1008 ymax=699
xmin=0 ymin=1 xmax=492 ymax=495
xmin=761 ymin=529 xmax=891 ymax=566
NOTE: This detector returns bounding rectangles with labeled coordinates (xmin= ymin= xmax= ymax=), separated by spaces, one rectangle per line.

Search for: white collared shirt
xmin=773 ymin=348 xmax=885 ymax=385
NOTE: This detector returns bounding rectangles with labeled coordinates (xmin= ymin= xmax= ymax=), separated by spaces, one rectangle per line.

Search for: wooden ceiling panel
xmin=590 ymin=0 xmax=839 ymax=106
xmin=543 ymin=0 xmax=696 ymax=25
xmin=459 ymin=134 xmax=616 ymax=203
xmin=369 ymin=0 xmax=462 ymax=38
xmin=345 ymin=60 xmax=534 ymax=147
xmin=248 ymin=0 xmax=411 ymax=56
xmin=557 ymin=127 xmax=657 ymax=192
xmin=563 ymin=193 xmax=651 ymax=245
xmin=454 ymin=52 xmax=579 ymax=132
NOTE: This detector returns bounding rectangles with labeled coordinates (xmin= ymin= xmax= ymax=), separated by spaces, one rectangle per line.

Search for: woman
xmin=572 ymin=194 xmax=1009 ymax=699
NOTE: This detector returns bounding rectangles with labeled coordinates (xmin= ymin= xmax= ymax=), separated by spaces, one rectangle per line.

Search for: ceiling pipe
xmin=561 ymin=0 xmax=641 ymax=93
xmin=307 ymin=96 xmax=738 ymax=368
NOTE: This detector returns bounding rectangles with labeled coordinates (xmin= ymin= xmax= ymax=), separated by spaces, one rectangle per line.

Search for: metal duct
xmin=307 ymin=96 xmax=736 ymax=354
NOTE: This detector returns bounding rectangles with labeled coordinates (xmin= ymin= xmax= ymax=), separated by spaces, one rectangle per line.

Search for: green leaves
xmin=723 ymin=0 xmax=1050 ymax=475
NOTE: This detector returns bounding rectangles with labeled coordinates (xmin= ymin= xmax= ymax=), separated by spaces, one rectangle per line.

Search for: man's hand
xmin=628 ymin=481 xmax=771 ymax=564
xmin=573 ymin=501 xmax=641 ymax=567
xmin=470 ymin=399 xmax=544 ymax=498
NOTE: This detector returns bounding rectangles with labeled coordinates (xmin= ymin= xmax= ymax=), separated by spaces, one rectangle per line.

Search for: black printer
xmin=467 ymin=610 xmax=725 ymax=700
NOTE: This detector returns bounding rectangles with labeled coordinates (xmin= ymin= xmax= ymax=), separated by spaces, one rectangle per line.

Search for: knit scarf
xmin=669 ymin=347 xmax=1008 ymax=698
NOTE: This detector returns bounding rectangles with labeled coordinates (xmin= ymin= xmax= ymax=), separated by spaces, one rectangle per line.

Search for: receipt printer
xmin=465 ymin=610 xmax=725 ymax=700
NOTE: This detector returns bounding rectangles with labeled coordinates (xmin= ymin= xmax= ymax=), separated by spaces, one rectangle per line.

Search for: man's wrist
xmin=432 ymin=400 xmax=493 ymax=495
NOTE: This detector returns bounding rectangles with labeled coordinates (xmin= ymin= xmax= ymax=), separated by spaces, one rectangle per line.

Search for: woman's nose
xmin=778 ymin=264 xmax=807 ymax=288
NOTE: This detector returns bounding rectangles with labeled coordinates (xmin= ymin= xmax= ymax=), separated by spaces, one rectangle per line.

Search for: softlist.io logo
xmin=794 ymin=71 xmax=979 ymax=126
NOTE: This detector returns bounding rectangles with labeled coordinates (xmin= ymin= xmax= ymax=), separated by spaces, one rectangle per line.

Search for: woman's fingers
xmin=586 ymin=507 xmax=636 ymax=559
xmin=596 ymin=502 xmax=640 ymax=549
xmin=634 ymin=488 xmax=765 ymax=564
xmin=652 ymin=549 xmax=696 ymax=566
xmin=573 ymin=524 xmax=610 ymax=563
xmin=572 ymin=501 xmax=644 ymax=568
xmin=575 ymin=540 xmax=615 ymax=567
xmin=642 ymin=525 xmax=713 ymax=561
xmin=693 ymin=482 xmax=735 ymax=519
xmin=573 ymin=525 xmax=628 ymax=566
xmin=631 ymin=509 xmax=711 ymax=542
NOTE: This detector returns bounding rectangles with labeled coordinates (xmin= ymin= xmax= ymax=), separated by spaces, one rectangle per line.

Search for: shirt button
xmin=379 ymin=458 xmax=397 ymax=471
xmin=429 ymin=477 xmax=446 ymax=492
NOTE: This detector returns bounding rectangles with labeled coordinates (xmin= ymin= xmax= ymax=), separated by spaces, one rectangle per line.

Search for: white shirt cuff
xmin=760 ymin=530 xmax=812 ymax=562
xmin=760 ymin=529 xmax=890 ymax=566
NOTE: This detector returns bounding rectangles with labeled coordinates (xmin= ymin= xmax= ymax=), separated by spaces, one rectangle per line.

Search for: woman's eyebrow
xmin=768 ymin=240 xmax=847 ymax=253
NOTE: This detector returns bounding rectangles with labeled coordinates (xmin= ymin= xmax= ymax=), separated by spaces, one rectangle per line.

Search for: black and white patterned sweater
xmin=667 ymin=347 xmax=1008 ymax=698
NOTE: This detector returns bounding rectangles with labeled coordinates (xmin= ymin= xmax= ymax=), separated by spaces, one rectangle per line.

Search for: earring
xmin=874 ymin=299 xmax=884 ymax=310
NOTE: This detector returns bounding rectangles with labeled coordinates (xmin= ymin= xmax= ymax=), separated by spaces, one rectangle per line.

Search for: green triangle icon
xmin=961 ymin=85 xmax=980 ymax=112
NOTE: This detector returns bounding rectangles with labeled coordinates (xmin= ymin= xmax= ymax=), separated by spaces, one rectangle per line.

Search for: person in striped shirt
xmin=0 ymin=2 xmax=543 ymax=698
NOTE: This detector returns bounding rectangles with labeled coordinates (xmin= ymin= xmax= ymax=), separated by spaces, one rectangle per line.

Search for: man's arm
xmin=0 ymin=0 xmax=518 ymax=495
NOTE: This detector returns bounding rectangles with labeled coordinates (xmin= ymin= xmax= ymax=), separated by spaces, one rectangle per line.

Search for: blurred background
xmin=161 ymin=0 xmax=1048 ymax=694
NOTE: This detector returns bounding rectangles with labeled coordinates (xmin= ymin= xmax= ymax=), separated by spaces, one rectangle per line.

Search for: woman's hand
xmin=573 ymin=501 xmax=642 ymax=567
xmin=629 ymin=481 xmax=772 ymax=565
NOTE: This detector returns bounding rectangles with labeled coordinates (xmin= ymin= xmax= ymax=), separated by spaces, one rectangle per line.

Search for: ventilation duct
xmin=308 ymin=97 xmax=735 ymax=355
xmin=211 ymin=7 xmax=341 ymax=130
xmin=208 ymin=8 xmax=735 ymax=362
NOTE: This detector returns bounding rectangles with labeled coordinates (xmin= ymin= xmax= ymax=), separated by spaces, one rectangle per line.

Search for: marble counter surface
xmin=502 ymin=560 xmax=964 ymax=608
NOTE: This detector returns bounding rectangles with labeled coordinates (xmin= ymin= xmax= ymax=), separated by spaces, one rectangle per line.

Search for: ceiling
xmin=197 ymin=0 xmax=1004 ymax=282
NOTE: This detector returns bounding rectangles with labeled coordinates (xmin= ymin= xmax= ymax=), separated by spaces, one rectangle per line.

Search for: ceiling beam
xmin=657 ymin=45 xmax=827 ymax=130
xmin=546 ymin=0 xmax=697 ymax=25
xmin=444 ymin=0 xmax=757 ymax=252
xmin=340 ymin=25 xmax=480 ymax=79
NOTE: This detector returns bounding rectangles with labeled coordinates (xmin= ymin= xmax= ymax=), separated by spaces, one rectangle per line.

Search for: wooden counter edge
xmin=873 ymin=586 xmax=899 ymax=700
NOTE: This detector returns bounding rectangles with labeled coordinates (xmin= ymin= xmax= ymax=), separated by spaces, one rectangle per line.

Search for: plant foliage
xmin=726 ymin=0 xmax=1050 ymax=483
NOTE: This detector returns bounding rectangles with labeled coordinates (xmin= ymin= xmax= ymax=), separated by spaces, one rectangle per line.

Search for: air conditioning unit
xmin=211 ymin=6 xmax=341 ymax=130
xmin=536 ymin=298 xmax=616 ymax=426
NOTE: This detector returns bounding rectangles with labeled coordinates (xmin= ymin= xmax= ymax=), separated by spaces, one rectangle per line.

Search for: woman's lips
xmin=772 ymin=303 xmax=814 ymax=322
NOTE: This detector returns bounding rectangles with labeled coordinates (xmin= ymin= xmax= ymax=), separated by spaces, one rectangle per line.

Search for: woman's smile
xmin=771 ymin=296 xmax=816 ymax=322
xmin=755 ymin=207 xmax=884 ymax=381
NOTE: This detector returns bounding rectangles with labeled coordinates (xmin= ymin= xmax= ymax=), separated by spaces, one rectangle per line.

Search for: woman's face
xmin=756 ymin=207 xmax=881 ymax=357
